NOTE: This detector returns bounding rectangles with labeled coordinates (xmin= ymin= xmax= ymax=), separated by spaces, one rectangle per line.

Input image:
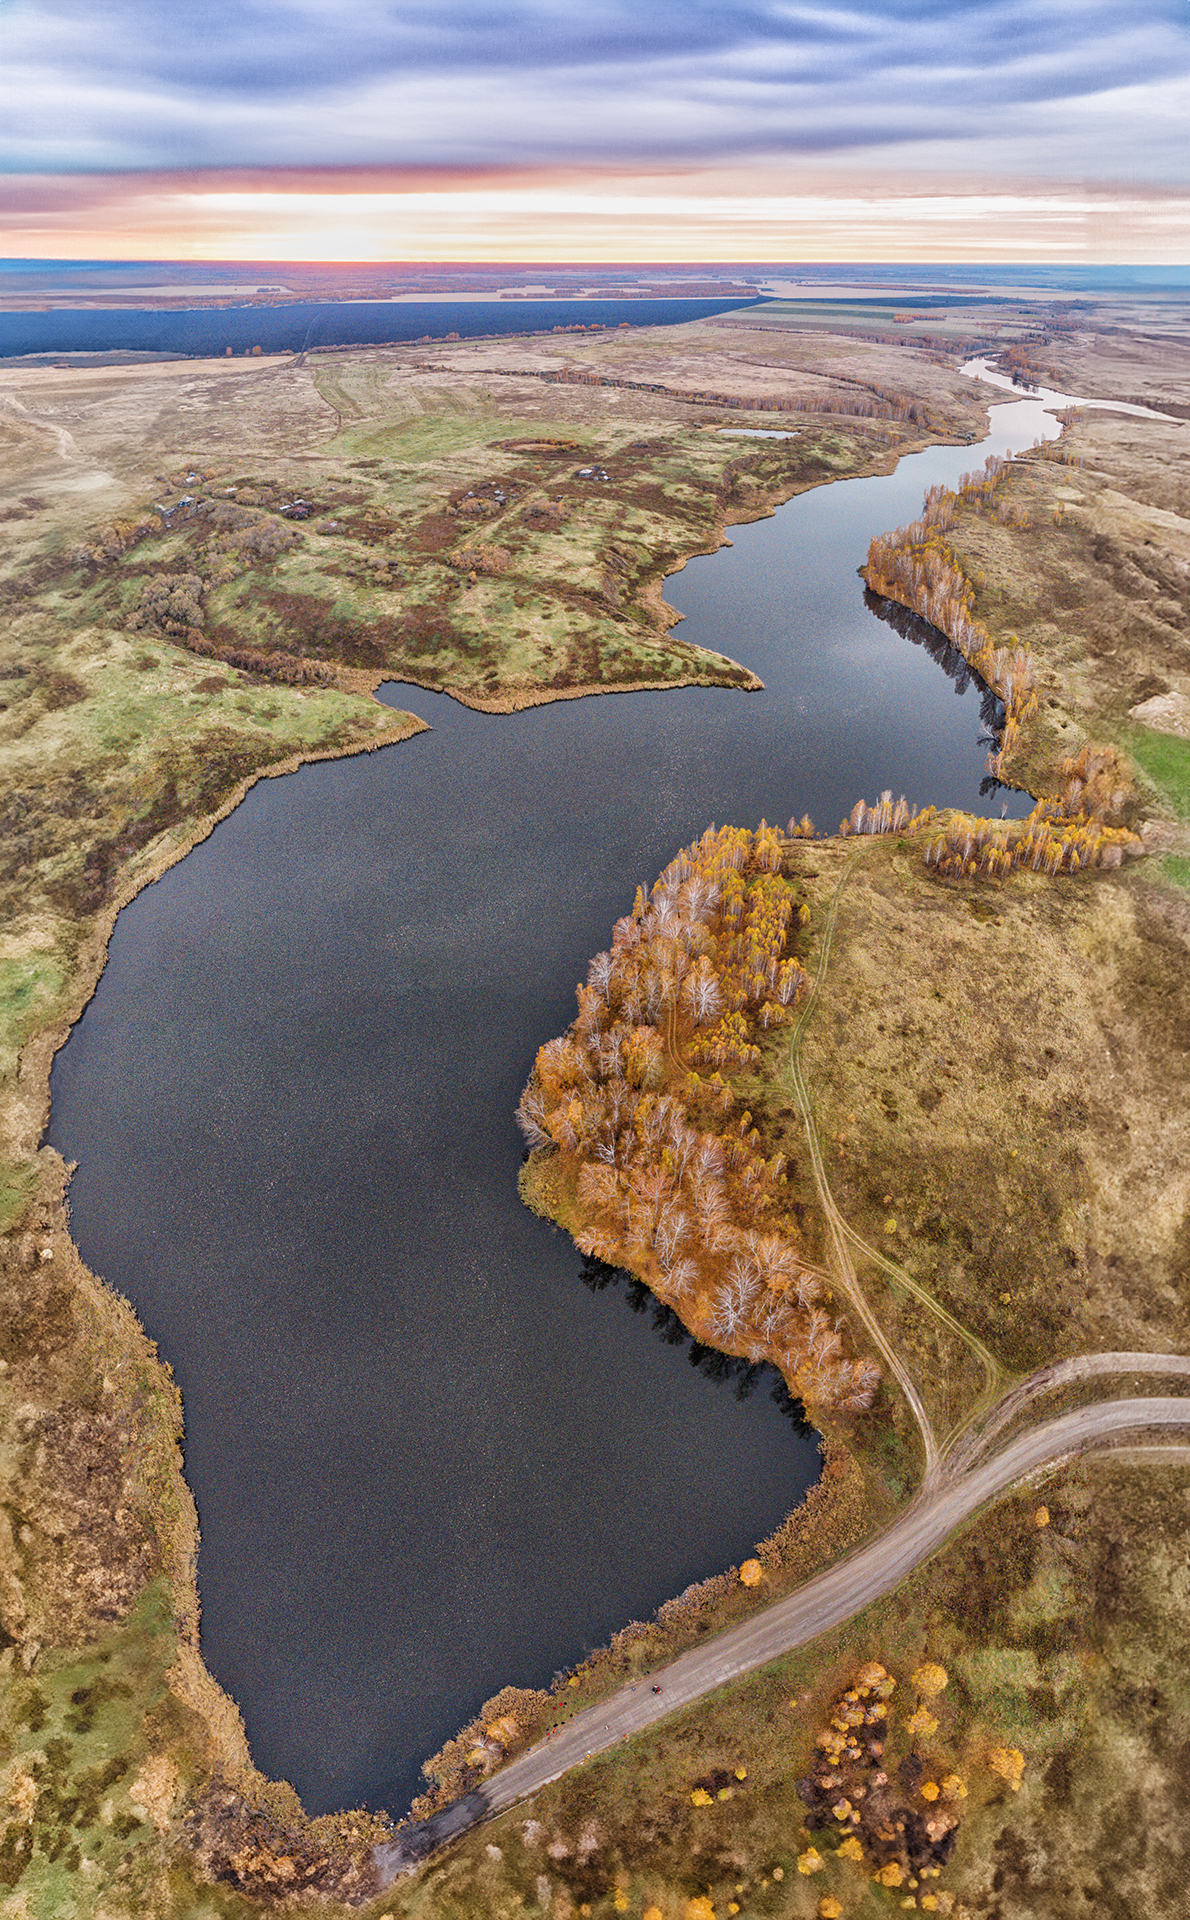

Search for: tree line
xmin=518 ymin=823 xmax=880 ymax=1414
xmin=862 ymin=458 xmax=1040 ymax=775
xmin=834 ymin=761 xmax=1137 ymax=878
xmin=859 ymin=457 xmax=1140 ymax=877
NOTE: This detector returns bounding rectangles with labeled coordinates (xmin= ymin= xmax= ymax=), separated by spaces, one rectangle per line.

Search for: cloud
xmin=4 ymin=0 xmax=1188 ymax=179
xmin=6 ymin=165 xmax=1188 ymax=264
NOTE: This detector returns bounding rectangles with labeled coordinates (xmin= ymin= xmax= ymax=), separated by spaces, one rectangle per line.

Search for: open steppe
xmin=2 ymin=304 xmax=1190 ymax=1918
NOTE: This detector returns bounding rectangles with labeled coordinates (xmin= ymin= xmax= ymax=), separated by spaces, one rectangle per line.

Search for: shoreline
xmin=1 ymin=376 xmax=1070 ymax=1883
xmin=11 ymin=710 xmax=427 ymax=1165
xmin=4 ymin=403 xmax=995 ymax=1853
xmin=1 ymin=705 xmax=430 ymax=1888
xmin=330 ymin=423 xmax=959 ymax=715
xmin=335 ymin=661 xmax=764 ymax=711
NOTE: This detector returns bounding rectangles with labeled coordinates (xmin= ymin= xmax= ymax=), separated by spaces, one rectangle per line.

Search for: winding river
xmin=48 ymin=382 xmax=1069 ymax=1817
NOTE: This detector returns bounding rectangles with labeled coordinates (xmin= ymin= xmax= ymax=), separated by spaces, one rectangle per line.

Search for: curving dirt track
xmin=376 ymin=1395 xmax=1190 ymax=1879
xmin=782 ymin=854 xmax=944 ymax=1480
xmin=945 ymin=1350 xmax=1190 ymax=1472
xmin=376 ymin=847 xmax=1190 ymax=1882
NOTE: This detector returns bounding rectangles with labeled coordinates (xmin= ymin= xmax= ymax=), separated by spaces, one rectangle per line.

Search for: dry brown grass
xmin=917 ymin=413 xmax=1190 ymax=797
xmin=1 ymin=333 xmax=962 ymax=717
xmin=3 ymin=317 xmax=1190 ymax=1919
xmin=789 ymin=841 xmax=1190 ymax=1376
xmin=404 ymin=1452 xmax=1190 ymax=1920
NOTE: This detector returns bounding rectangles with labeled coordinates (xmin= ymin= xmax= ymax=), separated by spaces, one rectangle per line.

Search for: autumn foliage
xmin=987 ymin=1745 xmax=1026 ymax=1791
xmin=838 ymin=790 xmax=934 ymax=838
xmin=518 ymin=824 xmax=879 ymax=1413
xmin=410 ymin=1685 xmax=550 ymax=1819
xmin=798 ymin=1661 xmax=964 ymax=1893
xmin=861 ymin=457 xmax=1141 ymax=880
xmin=995 ymin=343 xmax=1059 ymax=390
xmin=922 ymin=786 xmax=1137 ymax=882
xmin=863 ymin=458 xmax=1039 ymax=775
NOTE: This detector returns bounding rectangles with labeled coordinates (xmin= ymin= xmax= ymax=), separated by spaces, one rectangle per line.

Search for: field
xmin=0 ymin=320 xmax=988 ymax=728
xmin=408 ymin=1450 xmax=1190 ymax=1920
xmin=466 ymin=321 xmax=1190 ymax=1915
xmin=1 ymin=301 xmax=1189 ymax=1918
xmin=790 ymin=838 xmax=1190 ymax=1376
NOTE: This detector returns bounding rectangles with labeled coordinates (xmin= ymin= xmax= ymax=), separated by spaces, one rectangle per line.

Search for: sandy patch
xmin=1131 ymin=690 xmax=1190 ymax=737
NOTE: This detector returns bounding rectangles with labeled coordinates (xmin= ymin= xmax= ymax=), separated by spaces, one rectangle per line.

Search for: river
xmin=47 ymin=384 xmax=1068 ymax=1817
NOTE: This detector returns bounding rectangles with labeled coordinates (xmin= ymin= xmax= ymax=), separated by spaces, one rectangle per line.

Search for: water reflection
xmin=47 ymin=392 xmax=1061 ymax=1816
xmin=577 ymin=1254 xmax=814 ymax=1429
xmin=863 ymin=589 xmax=1020 ymax=807
xmin=864 ymin=588 xmax=985 ymax=707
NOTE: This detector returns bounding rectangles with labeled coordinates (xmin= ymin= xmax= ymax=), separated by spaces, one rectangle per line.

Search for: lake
xmin=0 ymin=297 xmax=757 ymax=362
xmin=47 ymin=388 xmax=1063 ymax=1815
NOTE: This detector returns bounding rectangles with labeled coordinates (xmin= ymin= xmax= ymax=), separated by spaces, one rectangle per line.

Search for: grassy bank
xmin=2 ymin=322 xmax=1189 ymax=1917
xmin=398 ymin=1451 xmax=1190 ymax=1920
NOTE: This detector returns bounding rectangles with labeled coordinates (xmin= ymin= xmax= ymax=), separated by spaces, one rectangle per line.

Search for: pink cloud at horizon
xmin=6 ymin=167 xmax=1189 ymax=265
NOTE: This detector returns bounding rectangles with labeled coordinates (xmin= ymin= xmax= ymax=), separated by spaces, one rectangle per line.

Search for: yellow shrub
xmin=988 ymin=1746 xmax=1025 ymax=1790
xmin=911 ymin=1664 xmax=948 ymax=1699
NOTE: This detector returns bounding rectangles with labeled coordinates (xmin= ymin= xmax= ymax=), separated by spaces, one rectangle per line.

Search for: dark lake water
xmin=47 ymin=391 xmax=1062 ymax=1817
xmin=0 ymin=296 xmax=756 ymax=362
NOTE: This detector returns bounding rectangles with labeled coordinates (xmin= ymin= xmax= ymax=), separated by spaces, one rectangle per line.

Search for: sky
xmin=4 ymin=0 xmax=1189 ymax=261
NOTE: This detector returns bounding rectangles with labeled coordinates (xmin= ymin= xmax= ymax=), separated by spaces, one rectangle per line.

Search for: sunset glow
xmin=7 ymin=169 xmax=1190 ymax=265
xmin=5 ymin=0 xmax=1188 ymax=264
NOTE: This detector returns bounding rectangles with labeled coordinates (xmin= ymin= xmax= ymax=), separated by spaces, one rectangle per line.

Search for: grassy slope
xmin=4 ymin=336 xmax=958 ymax=721
xmin=406 ymin=1453 xmax=1190 ymax=1920
xmin=1128 ymin=730 xmax=1190 ymax=823
xmin=0 ymin=328 xmax=992 ymax=1914
xmin=3 ymin=323 xmax=1188 ymax=1915
xmin=792 ymin=841 xmax=1190 ymax=1377
xmin=906 ymin=409 xmax=1190 ymax=824
xmin=454 ymin=368 xmax=1190 ymax=1914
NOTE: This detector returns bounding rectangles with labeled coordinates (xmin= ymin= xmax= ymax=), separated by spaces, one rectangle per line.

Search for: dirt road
xmin=944 ymin=1350 xmax=1190 ymax=1471
xmin=374 ymin=849 xmax=1190 ymax=1885
xmin=376 ymin=1395 xmax=1190 ymax=1879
